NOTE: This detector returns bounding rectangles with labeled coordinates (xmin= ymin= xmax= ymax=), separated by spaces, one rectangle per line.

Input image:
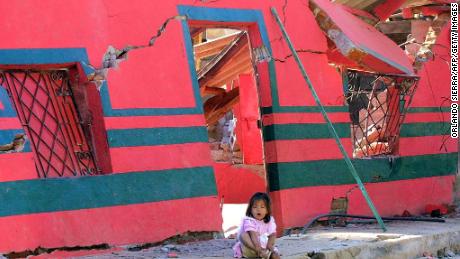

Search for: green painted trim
xmin=107 ymin=127 xmax=208 ymax=147
xmin=268 ymin=153 xmax=457 ymax=191
xmin=407 ymin=107 xmax=451 ymax=113
xmin=263 ymin=122 xmax=449 ymax=141
xmin=261 ymin=106 xmax=450 ymax=115
xmin=401 ymin=122 xmax=449 ymax=137
xmin=179 ymin=17 xmax=204 ymax=115
xmin=263 ymin=123 xmax=350 ymax=141
xmin=0 ymin=167 xmax=216 ymax=217
xmin=261 ymin=106 xmax=348 ymax=114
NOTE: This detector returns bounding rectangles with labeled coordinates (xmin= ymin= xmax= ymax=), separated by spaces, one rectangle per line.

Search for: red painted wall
xmin=411 ymin=23 xmax=451 ymax=108
xmin=0 ymin=197 xmax=221 ymax=252
xmin=0 ymin=0 xmax=456 ymax=252
xmin=273 ymin=175 xmax=456 ymax=229
xmin=213 ymin=163 xmax=266 ymax=204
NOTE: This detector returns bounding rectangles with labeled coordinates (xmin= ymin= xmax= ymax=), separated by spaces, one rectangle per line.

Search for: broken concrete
xmin=86 ymin=15 xmax=186 ymax=90
xmin=62 ymin=217 xmax=460 ymax=259
xmin=0 ymin=134 xmax=27 ymax=154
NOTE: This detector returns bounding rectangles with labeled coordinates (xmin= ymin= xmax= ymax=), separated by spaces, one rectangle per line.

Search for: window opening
xmin=0 ymin=69 xmax=99 ymax=178
xmin=346 ymin=69 xmax=418 ymax=158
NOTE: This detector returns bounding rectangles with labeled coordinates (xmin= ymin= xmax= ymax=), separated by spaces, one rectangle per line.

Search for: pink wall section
xmin=273 ymin=175 xmax=456 ymax=229
xmin=411 ymin=22 xmax=451 ymax=107
xmin=399 ymin=136 xmax=457 ymax=156
xmin=110 ymin=143 xmax=213 ymax=173
xmin=267 ymin=0 xmax=345 ymax=106
xmin=275 ymin=53 xmax=344 ymax=106
xmin=265 ymin=138 xmax=354 ymax=163
xmin=106 ymin=41 xmax=197 ymax=109
xmin=0 ymin=118 xmax=21 ymax=130
xmin=0 ymin=196 xmax=222 ymax=252
xmin=0 ymin=153 xmax=36 ymax=182
xmin=213 ymin=163 xmax=266 ymax=204
xmin=0 ymin=1 xmax=110 ymax=60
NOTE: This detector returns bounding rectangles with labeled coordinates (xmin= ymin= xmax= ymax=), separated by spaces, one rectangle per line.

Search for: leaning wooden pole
xmin=271 ymin=7 xmax=387 ymax=232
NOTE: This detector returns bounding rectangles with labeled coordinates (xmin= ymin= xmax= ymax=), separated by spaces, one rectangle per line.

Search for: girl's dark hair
xmin=246 ymin=192 xmax=272 ymax=223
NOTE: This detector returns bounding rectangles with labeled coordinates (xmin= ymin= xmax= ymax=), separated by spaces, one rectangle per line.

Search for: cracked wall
xmin=0 ymin=0 xmax=455 ymax=252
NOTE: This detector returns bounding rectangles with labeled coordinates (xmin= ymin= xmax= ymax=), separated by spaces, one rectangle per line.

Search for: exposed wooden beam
xmin=201 ymin=86 xmax=227 ymax=95
xmin=204 ymin=87 xmax=240 ymax=125
xmin=194 ymin=33 xmax=239 ymax=60
xmin=199 ymin=36 xmax=250 ymax=90
xmin=203 ymin=62 xmax=252 ymax=89
xmin=197 ymin=32 xmax=248 ymax=81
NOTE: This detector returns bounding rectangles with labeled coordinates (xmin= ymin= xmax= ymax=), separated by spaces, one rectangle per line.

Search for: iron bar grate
xmin=346 ymin=69 xmax=418 ymax=158
xmin=0 ymin=69 xmax=98 ymax=178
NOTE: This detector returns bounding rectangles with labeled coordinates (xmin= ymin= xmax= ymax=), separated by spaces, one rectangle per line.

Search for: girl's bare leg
xmin=240 ymin=232 xmax=256 ymax=250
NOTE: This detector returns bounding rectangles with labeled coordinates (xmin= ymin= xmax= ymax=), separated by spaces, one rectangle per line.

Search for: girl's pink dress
xmin=232 ymin=216 xmax=277 ymax=258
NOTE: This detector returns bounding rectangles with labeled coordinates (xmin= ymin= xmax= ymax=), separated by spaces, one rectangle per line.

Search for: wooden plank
xmin=194 ymin=33 xmax=239 ymax=60
xmin=202 ymin=86 xmax=226 ymax=95
xmin=197 ymin=32 xmax=248 ymax=81
xmin=204 ymin=87 xmax=240 ymax=125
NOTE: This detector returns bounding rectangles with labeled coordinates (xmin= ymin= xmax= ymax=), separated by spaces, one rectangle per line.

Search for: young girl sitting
xmin=233 ymin=192 xmax=280 ymax=259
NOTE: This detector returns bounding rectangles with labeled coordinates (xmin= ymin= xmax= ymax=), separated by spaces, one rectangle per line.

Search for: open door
xmin=189 ymin=25 xmax=267 ymax=237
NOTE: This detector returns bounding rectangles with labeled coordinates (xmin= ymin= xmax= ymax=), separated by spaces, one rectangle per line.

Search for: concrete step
xmin=280 ymin=218 xmax=460 ymax=259
xmin=71 ymin=218 xmax=460 ymax=259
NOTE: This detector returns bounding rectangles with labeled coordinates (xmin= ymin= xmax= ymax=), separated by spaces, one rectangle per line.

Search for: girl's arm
xmin=267 ymin=233 xmax=276 ymax=251
xmin=248 ymin=231 xmax=263 ymax=253
xmin=241 ymin=231 xmax=266 ymax=257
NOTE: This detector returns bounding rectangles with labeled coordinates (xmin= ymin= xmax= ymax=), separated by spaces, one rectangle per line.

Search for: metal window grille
xmin=0 ymin=69 xmax=98 ymax=178
xmin=346 ymin=69 xmax=418 ymax=158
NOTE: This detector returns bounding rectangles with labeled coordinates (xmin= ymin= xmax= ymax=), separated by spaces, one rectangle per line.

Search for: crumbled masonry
xmin=86 ymin=15 xmax=186 ymax=90
xmin=0 ymin=134 xmax=27 ymax=154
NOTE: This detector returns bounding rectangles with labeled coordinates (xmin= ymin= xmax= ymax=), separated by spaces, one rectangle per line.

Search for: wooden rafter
xmin=197 ymin=31 xmax=252 ymax=96
xmin=204 ymin=87 xmax=240 ymax=125
xmin=194 ymin=33 xmax=239 ymax=61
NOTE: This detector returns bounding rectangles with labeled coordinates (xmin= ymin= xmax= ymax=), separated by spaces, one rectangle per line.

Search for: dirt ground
xmin=30 ymin=214 xmax=458 ymax=259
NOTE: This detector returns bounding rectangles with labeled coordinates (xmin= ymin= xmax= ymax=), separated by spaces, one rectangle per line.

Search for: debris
xmin=86 ymin=45 xmax=127 ymax=90
xmin=0 ymin=134 xmax=27 ymax=153
xmin=329 ymin=197 xmax=348 ymax=227
xmin=167 ymin=252 xmax=179 ymax=258
xmin=400 ymin=210 xmax=413 ymax=217
xmin=252 ymin=45 xmax=272 ymax=63
xmin=164 ymin=244 xmax=176 ymax=250
xmin=421 ymin=251 xmax=433 ymax=257
xmin=437 ymin=247 xmax=448 ymax=257
xmin=85 ymin=15 xmax=187 ymax=90
xmin=446 ymin=249 xmax=456 ymax=257
xmin=425 ymin=204 xmax=449 ymax=217
xmin=203 ymin=87 xmax=239 ymax=125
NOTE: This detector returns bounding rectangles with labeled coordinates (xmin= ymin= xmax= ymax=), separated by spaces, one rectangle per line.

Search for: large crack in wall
xmin=85 ymin=15 xmax=187 ymax=90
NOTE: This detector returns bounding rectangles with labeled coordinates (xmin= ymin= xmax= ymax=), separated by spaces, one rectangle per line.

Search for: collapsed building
xmin=0 ymin=0 xmax=456 ymax=253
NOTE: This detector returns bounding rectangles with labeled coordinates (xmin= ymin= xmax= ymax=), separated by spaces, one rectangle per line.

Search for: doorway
xmin=188 ymin=24 xmax=267 ymax=237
